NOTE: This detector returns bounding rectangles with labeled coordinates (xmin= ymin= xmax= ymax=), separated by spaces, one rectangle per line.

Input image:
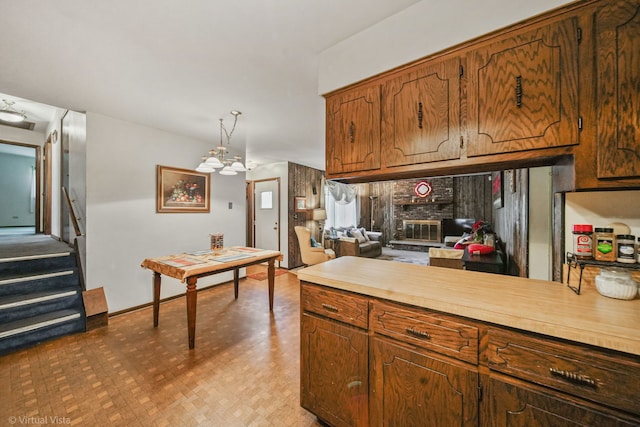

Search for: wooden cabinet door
xmin=467 ymin=16 xmax=580 ymax=156
xmin=594 ymin=0 xmax=640 ymax=179
xmin=325 ymin=85 xmax=381 ymax=175
xmin=300 ymin=313 xmax=368 ymax=427
xmin=489 ymin=376 xmax=640 ymax=427
xmin=370 ymin=337 xmax=478 ymax=427
xmin=381 ymin=56 xmax=461 ymax=167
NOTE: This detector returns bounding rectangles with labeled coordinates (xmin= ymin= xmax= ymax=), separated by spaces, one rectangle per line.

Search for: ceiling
xmin=0 ymin=0 xmax=420 ymax=170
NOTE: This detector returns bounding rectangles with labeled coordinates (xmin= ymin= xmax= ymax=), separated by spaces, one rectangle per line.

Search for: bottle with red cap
xmin=572 ymin=224 xmax=593 ymax=260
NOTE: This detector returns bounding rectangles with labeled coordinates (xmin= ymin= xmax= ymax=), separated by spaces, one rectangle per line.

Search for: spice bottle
xmin=594 ymin=227 xmax=616 ymax=262
xmin=616 ymin=235 xmax=636 ymax=264
xmin=572 ymin=224 xmax=593 ymax=260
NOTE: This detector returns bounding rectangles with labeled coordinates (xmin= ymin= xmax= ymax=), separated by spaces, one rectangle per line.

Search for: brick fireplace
xmin=393 ymin=177 xmax=453 ymax=241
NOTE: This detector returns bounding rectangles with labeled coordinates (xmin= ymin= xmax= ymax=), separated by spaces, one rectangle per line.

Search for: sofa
xmin=328 ymin=226 xmax=382 ymax=258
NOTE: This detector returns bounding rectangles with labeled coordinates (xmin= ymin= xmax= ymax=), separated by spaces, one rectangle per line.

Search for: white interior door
xmin=254 ymin=179 xmax=280 ymax=254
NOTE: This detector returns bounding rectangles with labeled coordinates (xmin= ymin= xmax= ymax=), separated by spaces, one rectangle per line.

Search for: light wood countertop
xmin=297 ymin=256 xmax=640 ymax=356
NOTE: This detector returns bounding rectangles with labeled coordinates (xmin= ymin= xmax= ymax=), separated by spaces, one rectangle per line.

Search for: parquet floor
xmin=0 ymin=266 xmax=323 ymax=427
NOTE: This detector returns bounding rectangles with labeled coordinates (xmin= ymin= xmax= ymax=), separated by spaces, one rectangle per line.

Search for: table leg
xmin=267 ymin=258 xmax=275 ymax=311
xmin=186 ymin=277 xmax=197 ymax=349
xmin=234 ymin=268 xmax=239 ymax=299
xmin=153 ymin=272 xmax=161 ymax=327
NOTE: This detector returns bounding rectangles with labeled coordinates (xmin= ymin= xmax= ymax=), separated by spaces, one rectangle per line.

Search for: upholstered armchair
xmin=294 ymin=226 xmax=336 ymax=266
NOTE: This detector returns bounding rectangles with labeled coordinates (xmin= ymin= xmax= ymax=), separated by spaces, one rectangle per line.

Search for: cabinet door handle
xmin=417 ymin=102 xmax=423 ymax=129
xmin=406 ymin=327 xmax=431 ymax=339
xmin=549 ymin=367 xmax=597 ymax=388
xmin=322 ymin=303 xmax=339 ymax=313
xmin=349 ymin=121 xmax=355 ymax=143
xmin=515 ymin=75 xmax=523 ymax=108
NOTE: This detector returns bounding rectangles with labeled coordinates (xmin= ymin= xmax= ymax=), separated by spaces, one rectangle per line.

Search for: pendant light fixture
xmin=196 ymin=110 xmax=246 ymax=175
xmin=0 ymin=100 xmax=27 ymax=123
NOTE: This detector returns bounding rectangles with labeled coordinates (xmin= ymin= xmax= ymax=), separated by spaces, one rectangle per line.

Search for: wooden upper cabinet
xmin=381 ymin=56 xmax=461 ymax=167
xmin=594 ymin=0 xmax=640 ymax=179
xmin=466 ymin=16 xmax=581 ymax=157
xmin=325 ymin=85 xmax=381 ymax=176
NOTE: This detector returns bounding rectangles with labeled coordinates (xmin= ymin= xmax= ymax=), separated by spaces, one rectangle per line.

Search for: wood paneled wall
xmin=453 ymin=175 xmax=493 ymax=221
xmin=288 ymin=162 xmax=325 ymax=268
xmin=493 ymin=169 xmax=529 ymax=277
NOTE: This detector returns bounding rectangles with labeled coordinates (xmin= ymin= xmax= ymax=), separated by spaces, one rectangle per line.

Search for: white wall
xmin=0 ymin=153 xmax=36 ymax=226
xmin=318 ymin=0 xmax=572 ymax=94
xmin=247 ymin=162 xmax=290 ymax=268
xmin=565 ymin=191 xmax=640 ymax=256
xmin=528 ymin=167 xmax=553 ymax=280
xmin=85 ymin=113 xmax=246 ymax=313
xmin=45 ymin=112 xmax=65 ymax=239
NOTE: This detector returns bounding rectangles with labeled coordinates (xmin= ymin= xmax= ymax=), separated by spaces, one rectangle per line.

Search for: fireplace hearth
xmin=402 ymin=220 xmax=441 ymax=243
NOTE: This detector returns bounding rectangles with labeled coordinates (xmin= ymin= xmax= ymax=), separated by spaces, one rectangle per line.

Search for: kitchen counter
xmin=297 ymin=256 xmax=640 ymax=356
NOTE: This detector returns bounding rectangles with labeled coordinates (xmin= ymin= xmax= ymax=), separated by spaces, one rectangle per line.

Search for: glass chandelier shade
xmin=197 ymin=110 xmax=246 ymax=175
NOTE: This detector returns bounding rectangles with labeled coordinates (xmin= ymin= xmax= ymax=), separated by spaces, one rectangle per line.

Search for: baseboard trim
xmin=109 ymin=280 xmax=231 ymax=318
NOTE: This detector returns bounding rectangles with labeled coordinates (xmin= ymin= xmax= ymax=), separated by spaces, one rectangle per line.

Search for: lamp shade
xmin=312 ymin=208 xmax=327 ymax=221
xmin=219 ymin=165 xmax=237 ymax=175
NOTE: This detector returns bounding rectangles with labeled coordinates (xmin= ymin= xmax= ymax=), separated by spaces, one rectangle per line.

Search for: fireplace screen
xmin=403 ymin=220 xmax=441 ymax=243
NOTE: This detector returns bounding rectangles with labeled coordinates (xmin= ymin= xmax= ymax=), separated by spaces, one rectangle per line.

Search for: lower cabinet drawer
xmin=370 ymin=300 xmax=478 ymax=364
xmin=301 ymin=283 xmax=369 ymax=329
xmin=487 ymin=328 xmax=640 ymax=415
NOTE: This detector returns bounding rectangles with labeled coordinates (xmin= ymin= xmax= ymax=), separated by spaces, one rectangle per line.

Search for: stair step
xmin=0 ymin=251 xmax=72 ymax=264
xmin=0 ymin=270 xmax=75 ymax=286
xmin=0 ymin=309 xmax=82 ymax=339
xmin=0 ymin=253 xmax=77 ymax=279
xmin=0 ymin=290 xmax=78 ymax=310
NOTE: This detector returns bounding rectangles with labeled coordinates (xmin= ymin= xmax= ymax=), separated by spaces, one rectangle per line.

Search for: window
xmin=325 ymin=186 xmax=357 ymax=229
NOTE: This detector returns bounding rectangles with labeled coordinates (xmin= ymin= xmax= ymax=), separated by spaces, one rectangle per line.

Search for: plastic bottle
xmin=594 ymin=227 xmax=616 ymax=262
xmin=616 ymin=235 xmax=636 ymax=264
xmin=572 ymin=224 xmax=593 ymax=260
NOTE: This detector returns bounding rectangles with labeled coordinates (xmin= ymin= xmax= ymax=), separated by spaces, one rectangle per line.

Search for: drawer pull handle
xmin=406 ymin=327 xmax=431 ymax=339
xmin=322 ymin=303 xmax=339 ymax=313
xmin=549 ymin=367 xmax=597 ymax=388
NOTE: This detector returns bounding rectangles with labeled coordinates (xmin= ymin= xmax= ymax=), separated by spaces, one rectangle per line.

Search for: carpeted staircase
xmin=0 ymin=248 xmax=86 ymax=356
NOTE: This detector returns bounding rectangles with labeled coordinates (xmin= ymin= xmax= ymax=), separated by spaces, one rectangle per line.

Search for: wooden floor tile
xmin=0 ymin=266 xmax=322 ymax=426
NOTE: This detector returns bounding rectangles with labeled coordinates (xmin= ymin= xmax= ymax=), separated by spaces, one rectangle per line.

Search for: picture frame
xmin=294 ymin=196 xmax=307 ymax=212
xmin=492 ymin=171 xmax=504 ymax=209
xmin=156 ymin=165 xmax=210 ymax=213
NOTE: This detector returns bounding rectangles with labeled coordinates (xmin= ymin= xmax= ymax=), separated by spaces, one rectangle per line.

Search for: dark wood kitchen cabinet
xmin=325 ymin=85 xmax=381 ymax=176
xmin=369 ymin=337 xmax=479 ymax=426
xmin=300 ymin=285 xmax=369 ymax=427
xmin=466 ymin=15 xmax=581 ymax=157
xmin=381 ymin=55 xmax=462 ymax=167
xmin=488 ymin=376 xmax=639 ymax=427
xmin=592 ymin=0 xmax=640 ymax=180
xmin=300 ymin=280 xmax=640 ymax=426
xmin=486 ymin=328 xmax=640 ymax=426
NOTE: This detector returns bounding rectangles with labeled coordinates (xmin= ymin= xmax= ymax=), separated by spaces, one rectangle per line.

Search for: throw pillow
xmin=351 ymin=230 xmax=366 ymax=243
xmin=358 ymin=227 xmax=370 ymax=241
xmin=310 ymin=236 xmax=322 ymax=248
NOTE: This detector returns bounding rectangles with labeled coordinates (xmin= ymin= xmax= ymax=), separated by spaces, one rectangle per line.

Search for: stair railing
xmin=62 ymin=186 xmax=86 ymax=291
xmin=62 ymin=186 xmax=83 ymax=237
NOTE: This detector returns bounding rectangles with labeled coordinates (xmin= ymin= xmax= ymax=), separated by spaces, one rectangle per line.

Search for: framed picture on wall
xmin=492 ymin=171 xmax=504 ymax=209
xmin=295 ymin=197 xmax=307 ymax=212
xmin=156 ymin=165 xmax=210 ymax=213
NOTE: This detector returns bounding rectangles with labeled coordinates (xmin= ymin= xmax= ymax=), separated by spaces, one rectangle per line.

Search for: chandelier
xmin=0 ymin=99 xmax=27 ymax=123
xmin=196 ymin=110 xmax=246 ymax=175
